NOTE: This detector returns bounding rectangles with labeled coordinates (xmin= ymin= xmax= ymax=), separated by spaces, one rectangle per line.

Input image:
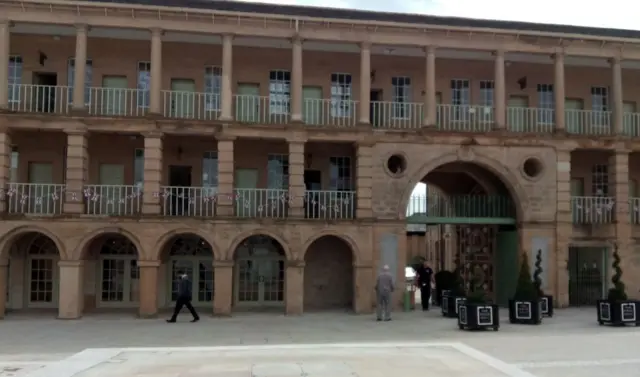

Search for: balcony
xmin=5 ymin=183 xmax=65 ymax=216
xmin=160 ymin=186 xmax=217 ymax=217
xmin=406 ymin=194 xmax=515 ymax=219
xmin=304 ymin=190 xmax=356 ymax=220
xmin=571 ymin=196 xmax=614 ymax=225
xmin=8 ymin=85 xmax=71 ymax=115
xmin=84 ymin=185 xmax=143 ymax=216
xmin=89 ymin=87 xmax=149 ymax=117
xmin=565 ymin=110 xmax=612 ymax=136
xmin=233 ymin=188 xmax=289 ymax=219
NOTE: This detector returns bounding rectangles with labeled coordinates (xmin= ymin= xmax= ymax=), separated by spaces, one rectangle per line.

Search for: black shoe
xmin=166 ymin=319 xmax=176 ymax=323
xmin=376 ymin=318 xmax=382 ymax=321
xmin=191 ymin=318 xmax=200 ymax=323
xmin=384 ymin=318 xmax=392 ymax=321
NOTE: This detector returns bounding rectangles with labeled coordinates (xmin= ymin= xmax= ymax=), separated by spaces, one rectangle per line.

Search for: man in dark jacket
xmin=414 ymin=261 xmax=434 ymax=311
xmin=167 ymin=273 xmax=200 ymax=323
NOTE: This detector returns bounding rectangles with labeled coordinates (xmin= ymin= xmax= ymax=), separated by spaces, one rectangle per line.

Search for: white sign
xmin=515 ymin=301 xmax=532 ymax=320
xmin=599 ymin=302 xmax=611 ymax=321
xmin=477 ymin=306 xmax=494 ymax=326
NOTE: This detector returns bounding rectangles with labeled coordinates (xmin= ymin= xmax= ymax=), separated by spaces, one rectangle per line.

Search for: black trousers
xmin=170 ymin=296 xmax=199 ymax=320
xmin=420 ymin=285 xmax=431 ymax=309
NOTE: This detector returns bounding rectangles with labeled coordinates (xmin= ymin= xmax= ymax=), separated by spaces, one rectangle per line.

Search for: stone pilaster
xmin=285 ymin=260 xmax=304 ymax=315
xmin=213 ymin=260 xmax=233 ymax=316
xmin=288 ymin=141 xmax=305 ymax=218
xmin=555 ymin=149 xmax=572 ymax=307
xmin=142 ymin=132 xmax=163 ymax=215
xmin=356 ymin=142 xmax=373 ymax=219
xmin=64 ymin=130 xmax=88 ymax=214
xmin=0 ymin=129 xmax=10 ymax=213
xmin=57 ymin=260 xmax=84 ymax=319
xmin=138 ymin=260 xmax=160 ymax=318
xmin=216 ymin=136 xmax=235 ymax=216
xmin=353 ymin=263 xmax=374 ymax=314
xmin=0 ymin=259 xmax=7 ymax=319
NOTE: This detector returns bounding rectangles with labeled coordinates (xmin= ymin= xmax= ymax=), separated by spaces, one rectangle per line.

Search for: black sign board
xmin=515 ymin=302 xmax=532 ymax=319
xmin=459 ymin=305 xmax=468 ymax=324
xmin=540 ymin=297 xmax=548 ymax=312
xmin=621 ymin=303 xmax=636 ymax=321
xmin=599 ymin=302 xmax=611 ymax=321
xmin=477 ymin=306 xmax=493 ymax=325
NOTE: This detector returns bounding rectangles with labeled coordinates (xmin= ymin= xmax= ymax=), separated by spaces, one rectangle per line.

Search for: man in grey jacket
xmin=167 ymin=273 xmax=200 ymax=323
xmin=375 ymin=265 xmax=395 ymax=322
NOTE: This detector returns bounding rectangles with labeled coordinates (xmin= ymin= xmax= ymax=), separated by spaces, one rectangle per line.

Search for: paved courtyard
xmin=0 ymin=308 xmax=638 ymax=377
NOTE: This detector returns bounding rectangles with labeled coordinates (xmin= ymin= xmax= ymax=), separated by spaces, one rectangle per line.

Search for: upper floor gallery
xmin=3 ymin=0 xmax=640 ymax=137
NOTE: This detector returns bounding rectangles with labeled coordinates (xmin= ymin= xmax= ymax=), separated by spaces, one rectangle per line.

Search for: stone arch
xmin=72 ymin=227 xmax=144 ymax=260
xmin=301 ymin=231 xmax=361 ymax=265
xmin=399 ymin=151 xmax=527 ymax=221
xmin=227 ymin=229 xmax=291 ymax=260
xmin=152 ymin=228 xmax=220 ymax=261
xmin=0 ymin=225 xmax=67 ymax=261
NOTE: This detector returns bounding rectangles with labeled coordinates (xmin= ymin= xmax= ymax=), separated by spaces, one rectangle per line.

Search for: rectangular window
xmin=392 ymin=76 xmax=411 ymax=119
xmin=267 ymin=154 xmax=289 ymax=190
xmin=269 ymin=70 xmax=291 ymax=115
xmin=67 ymin=58 xmax=93 ymax=105
xmin=479 ymin=80 xmax=494 ymax=107
xmin=137 ymin=62 xmax=151 ymax=109
xmin=330 ymin=73 xmax=352 ymax=118
xmin=8 ymin=56 xmax=23 ymax=104
xmin=451 ymin=79 xmax=470 ymax=121
xmin=134 ymin=149 xmax=144 ymax=188
xmin=537 ymin=84 xmax=554 ymax=124
xmin=329 ymin=156 xmax=352 ymax=191
xmin=591 ymin=164 xmax=609 ymax=196
xmin=591 ymin=86 xmax=608 ymax=112
xmin=204 ymin=66 xmax=222 ymax=112
xmin=10 ymin=146 xmax=18 ymax=183
xmin=202 ymin=151 xmax=218 ymax=196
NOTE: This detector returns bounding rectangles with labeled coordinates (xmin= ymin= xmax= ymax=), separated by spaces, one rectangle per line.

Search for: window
xmin=202 ymin=151 xmax=218 ymax=195
xmin=392 ymin=76 xmax=411 ymax=119
xmin=8 ymin=56 xmax=22 ymax=104
xmin=269 ymin=70 xmax=291 ymax=115
xmin=591 ymin=87 xmax=608 ymax=112
xmin=591 ymin=164 xmax=609 ymax=196
xmin=329 ymin=156 xmax=352 ymax=191
xmin=134 ymin=149 xmax=144 ymax=188
xmin=479 ymin=80 xmax=494 ymax=107
xmin=137 ymin=62 xmax=151 ymax=109
xmin=67 ymin=58 xmax=93 ymax=105
xmin=10 ymin=146 xmax=18 ymax=183
xmin=451 ymin=79 xmax=470 ymax=121
xmin=537 ymin=84 xmax=554 ymax=124
xmin=267 ymin=154 xmax=289 ymax=190
xmin=330 ymin=73 xmax=352 ymax=118
xmin=204 ymin=66 xmax=221 ymax=112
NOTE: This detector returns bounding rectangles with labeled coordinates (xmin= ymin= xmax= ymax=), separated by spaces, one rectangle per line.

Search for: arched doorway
xmin=303 ymin=236 xmax=354 ymax=311
xmin=233 ymin=235 xmax=285 ymax=309
xmin=404 ymin=161 xmax=520 ymax=306
xmin=162 ymin=235 xmax=214 ymax=307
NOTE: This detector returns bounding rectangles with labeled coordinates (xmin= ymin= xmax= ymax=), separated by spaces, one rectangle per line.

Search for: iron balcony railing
xmin=571 ymin=196 xmax=615 ymax=224
xmin=406 ymin=194 xmax=514 ymax=218
xmin=5 ymin=183 xmax=66 ymax=216
xmin=304 ymin=190 xmax=356 ymax=219
xmin=436 ymin=104 xmax=494 ymax=133
xmin=160 ymin=186 xmax=217 ymax=217
xmin=506 ymin=107 xmax=555 ymax=133
xmin=8 ymin=84 xmax=71 ymax=115
xmin=370 ymin=101 xmax=423 ymax=129
xmin=84 ymin=185 xmax=143 ymax=216
xmin=162 ymin=91 xmax=221 ymax=120
xmin=233 ymin=188 xmax=289 ymax=218
xmin=565 ymin=110 xmax=612 ymax=136
xmin=88 ymin=87 xmax=149 ymax=117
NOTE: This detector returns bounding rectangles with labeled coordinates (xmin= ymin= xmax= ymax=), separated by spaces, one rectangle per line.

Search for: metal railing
xmin=84 ymin=185 xmax=142 ymax=216
xmin=233 ymin=95 xmax=290 ymax=124
xmin=160 ymin=186 xmax=217 ymax=217
xmin=304 ymin=190 xmax=355 ymax=219
xmin=88 ymin=87 xmax=149 ymax=117
xmin=630 ymin=197 xmax=640 ymax=224
xmin=7 ymin=84 xmax=71 ymax=115
xmin=5 ymin=183 xmax=65 ymax=215
xmin=507 ymin=107 xmax=555 ymax=133
xmin=234 ymin=188 xmax=289 ymax=218
xmin=436 ymin=104 xmax=494 ymax=132
xmin=370 ymin=101 xmax=423 ymax=129
xmin=406 ymin=194 xmax=514 ymax=218
xmin=303 ymin=98 xmax=358 ymax=127
xmin=571 ymin=196 xmax=615 ymax=224
xmin=162 ymin=91 xmax=221 ymax=120
xmin=565 ymin=110 xmax=612 ymax=136
xmin=623 ymin=112 xmax=640 ymax=137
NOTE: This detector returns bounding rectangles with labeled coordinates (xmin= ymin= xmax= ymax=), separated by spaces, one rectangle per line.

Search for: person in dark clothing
xmin=167 ymin=274 xmax=200 ymax=323
xmin=414 ymin=261 xmax=434 ymax=310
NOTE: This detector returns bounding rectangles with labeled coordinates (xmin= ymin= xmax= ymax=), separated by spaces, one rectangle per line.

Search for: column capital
xmin=216 ymin=134 xmax=236 ymax=142
xmin=222 ymin=33 xmax=235 ymax=41
xmin=74 ymin=23 xmax=89 ymax=32
xmin=423 ymin=46 xmax=436 ymax=55
xmin=150 ymin=28 xmax=164 ymax=37
xmin=286 ymin=260 xmax=305 ymax=268
xmin=213 ymin=260 xmax=234 ymax=268
xmin=551 ymin=51 xmax=565 ymax=60
xmin=142 ymin=130 xmax=164 ymax=139
xmin=291 ymin=35 xmax=304 ymax=45
xmin=492 ymin=49 xmax=505 ymax=58
xmin=609 ymin=56 xmax=622 ymax=65
xmin=359 ymin=41 xmax=371 ymax=50
xmin=65 ymin=128 xmax=88 ymax=136
xmin=137 ymin=260 xmax=161 ymax=268
xmin=0 ymin=20 xmax=12 ymax=28
xmin=58 ymin=260 xmax=84 ymax=267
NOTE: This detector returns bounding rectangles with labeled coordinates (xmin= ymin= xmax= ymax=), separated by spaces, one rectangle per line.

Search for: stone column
xmin=358 ymin=42 xmax=371 ymax=125
xmin=611 ymin=152 xmax=631 ymax=265
xmin=423 ymin=46 xmax=436 ymax=127
xmin=0 ymin=260 xmax=7 ymax=319
xmin=493 ymin=50 xmax=506 ymax=129
xmin=353 ymin=263 xmax=374 ymax=314
xmin=213 ymin=260 xmax=233 ymax=316
xmin=138 ymin=260 xmax=160 ymax=318
xmin=611 ymin=57 xmax=624 ymax=135
xmin=142 ymin=132 xmax=163 ymax=215
xmin=216 ymin=136 xmax=235 ymax=216
xmin=72 ymin=24 xmax=88 ymax=112
xmin=149 ymin=28 xmax=163 ymax=115
xmin=555 ymin=149 xmax=572 ymax=307
xmin=553 ymin=53 xmax=565 ymax=131
xmin=0 ymin=21 xmax=10 ymax=110
xmin=58 ymin=260 xmax=84 ymax=319
xmin=285 ymin=260 xmax=304 ymax=315
xmin=356 ymin=142 xmax=373 ymax=219
xmin=288 ymin=140 xmax=305 ymax=217
xmin=220 ymin=34 xmax=234 ymax=121
xmin=0 ymin=129 xmax=10 ymax=213
xmin=290 ymin=37 xmax=303 ymax=122
xmin=64 ymin=130 xmax=88 ymax=214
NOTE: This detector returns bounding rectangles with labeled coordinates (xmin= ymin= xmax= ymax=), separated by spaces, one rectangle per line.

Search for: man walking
xmin=375 ymin=265 xmax=395 ymax=322
xmin=415 ymin=261 xmax=434 ymax=311
xmin=167 ymin=273 xmax=200 ymax=323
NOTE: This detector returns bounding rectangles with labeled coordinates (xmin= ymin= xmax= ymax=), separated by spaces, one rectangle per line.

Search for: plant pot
xmin=441 ymin=292 xmax=466 ymax=318
xmin=458 ymin=303 xmax=499 ymax=331
xmin=540 ymin=295 xmax=554 ymax=317
xmin=597 ymin=299 xmax=640 ymax=326
xmin=508 ymin=299 xmax=542 ymax=325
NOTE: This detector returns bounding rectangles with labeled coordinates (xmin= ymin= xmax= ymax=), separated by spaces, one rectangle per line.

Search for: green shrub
xmin=513 ymin=252 xmax=538 ymax=301
xmin=466 ymin=265 xmax=488 ymax=304
xmin=533 ymin=250 xmax=544 ymax=297
xmin=607 ymin=243 xmax=628 ymax=302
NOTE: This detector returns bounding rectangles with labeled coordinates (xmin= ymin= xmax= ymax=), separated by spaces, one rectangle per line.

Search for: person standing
xmin=415 ymin=261 xmax=434 ymax=311
xmin=375 ymin=265 xmax=395 ymax=322
xmin=167 ymin=273 xmax=200 ymax=323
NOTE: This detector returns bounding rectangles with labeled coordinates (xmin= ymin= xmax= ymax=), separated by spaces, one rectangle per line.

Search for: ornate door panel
xmin=456 ymin=225 xmax=497 ymax=300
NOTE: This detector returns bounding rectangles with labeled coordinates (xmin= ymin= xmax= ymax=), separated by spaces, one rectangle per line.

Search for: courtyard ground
xmin=0 ymin=308 xmax=638 ymax=377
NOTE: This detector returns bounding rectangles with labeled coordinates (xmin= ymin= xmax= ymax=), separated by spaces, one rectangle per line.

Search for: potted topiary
xmin=442 ymin=254 xmax=466 ymax=318
xmin=533 ymin=249 xmax=554 ymax=317
xmin=597 ymin=242 xmax=640 ymax=326
xmin=458 ymin=265 xmax=499 ymax=331
xmin=508 ymin=252 xmax=542 ymax=325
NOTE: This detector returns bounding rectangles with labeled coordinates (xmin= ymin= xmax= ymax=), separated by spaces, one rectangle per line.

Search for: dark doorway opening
xmin=32 ymin=72 xmax=58 ymax=112
xmin=168 ymin=165 xmax=192 ymax=216
xmin=304 ymin=169 xmax=322 ymax=218
xmin=370 ymin=89 xmax=383 ymax=127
